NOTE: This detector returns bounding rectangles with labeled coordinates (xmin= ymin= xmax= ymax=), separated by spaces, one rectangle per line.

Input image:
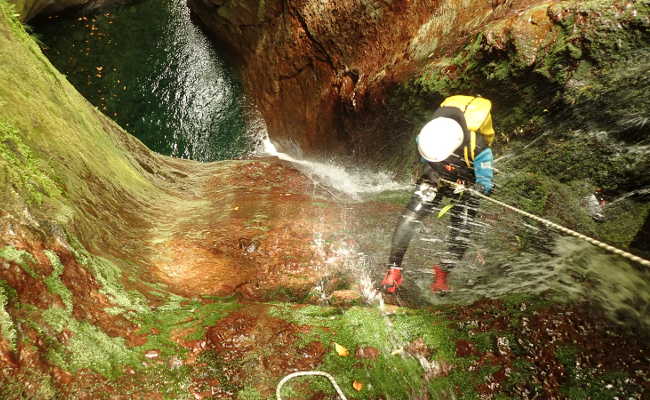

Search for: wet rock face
xmin=188 ymin=0 xmax=545 ymax=160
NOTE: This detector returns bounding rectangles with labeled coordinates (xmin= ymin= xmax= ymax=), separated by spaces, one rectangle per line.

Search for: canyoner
xmin=381 ymin=95 xmax=495 ymax=294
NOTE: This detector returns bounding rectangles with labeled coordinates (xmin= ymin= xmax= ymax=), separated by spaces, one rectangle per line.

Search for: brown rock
xmin=187 ymin=0 xmax=563 ymax=166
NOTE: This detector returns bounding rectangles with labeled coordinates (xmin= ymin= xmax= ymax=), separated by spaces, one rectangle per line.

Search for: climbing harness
xmin=439 ymin=178 xmax=650 ymax=267
xmin=276 ymin=370 xmax=348 ymax=400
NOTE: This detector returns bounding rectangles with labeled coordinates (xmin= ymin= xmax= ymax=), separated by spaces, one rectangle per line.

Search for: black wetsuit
xmin=388 ymin=106 xmax=486 ymax=272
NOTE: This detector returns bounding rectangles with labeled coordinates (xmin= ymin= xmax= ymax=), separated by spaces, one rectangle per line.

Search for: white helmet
xmin=416 ymin=117 xmax=464 ymax=162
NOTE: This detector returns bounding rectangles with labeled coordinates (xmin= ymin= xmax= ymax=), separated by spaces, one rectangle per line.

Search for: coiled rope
xmin=276 ymin=371 xmax=348 ymax=400
xmin=439 ymin=178 xmax=650 ymax=267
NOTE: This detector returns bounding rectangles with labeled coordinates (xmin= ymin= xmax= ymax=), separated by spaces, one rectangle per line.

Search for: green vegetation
xmin=0 ymin=280 xmax=17 ymax=351
xmin=0 ymin=240 xmax=241 ymax=396
xmin=133 ymin=295 xmax=239 ymax=356
xmin=41 ymin=306 xmax=139 ymax=379
xmin=270 ymin=304 xmax=472 ymax=399
xmin=0 ymin=246 xmax=38 ymax=279
xmin=66 ymin=235 xmax=150 ymax=316
xmin=43 ymin=250 xmax=73 ymax=312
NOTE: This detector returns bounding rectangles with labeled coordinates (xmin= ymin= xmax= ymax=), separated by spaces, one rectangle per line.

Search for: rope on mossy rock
xmin=439 ymin=179 xmax=650 ymax=268
xmin=276 ymin=371 xmax=348 ymax=400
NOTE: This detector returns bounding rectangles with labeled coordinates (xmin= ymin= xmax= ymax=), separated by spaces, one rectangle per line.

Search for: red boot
xmin=381 ymin=267 xmax=403 ymax=294
xmin=431 ymin=265 xmax=449 ymax=292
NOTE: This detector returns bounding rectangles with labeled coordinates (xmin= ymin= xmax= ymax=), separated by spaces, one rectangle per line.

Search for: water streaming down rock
xmin=259 ymin=132 xmax=649 ymax=329
xmin=34 ymin=0 xmax=252 ymax=161
xmin=260 ymin=137 xmax=409 ymax=199
xmin=33 ymin=0 xmax=648 ymax=330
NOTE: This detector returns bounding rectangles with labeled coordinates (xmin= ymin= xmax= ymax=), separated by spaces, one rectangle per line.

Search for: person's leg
xmin=443 ymin=193 xmax=479 ymax=268
xmin=382 ymin=180 xmax=441 ymax=292
xmin=388 ymin=180 xmax=441 ymax=267
xmin=433 ymin=192 xmax=480 ymax=291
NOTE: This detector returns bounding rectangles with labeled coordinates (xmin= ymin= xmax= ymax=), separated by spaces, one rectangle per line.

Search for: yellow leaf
xmin=353 ymin=381 xmax=363 ymax=391
xmin=437 ymin=204 xmax=454 ymax=218
xmin=334 ymin=342 xmax=349 ymax=357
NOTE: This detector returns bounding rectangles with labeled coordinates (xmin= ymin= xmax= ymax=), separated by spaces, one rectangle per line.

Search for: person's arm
xmin=472 ymin=148 xmax=493 ymax=194
xmin=421 ymin=162 xmax=441 ymax=185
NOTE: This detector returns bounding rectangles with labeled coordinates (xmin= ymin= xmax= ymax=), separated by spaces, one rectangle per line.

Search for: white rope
xmin=276 ymin=371 xmax=348 ymax=400
xmin=439 ymin=178 xmax=650 ymax=267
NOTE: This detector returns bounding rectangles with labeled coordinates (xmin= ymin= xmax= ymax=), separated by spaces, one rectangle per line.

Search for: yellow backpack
xmin=440 ymin=95 xmax=495 ymax=165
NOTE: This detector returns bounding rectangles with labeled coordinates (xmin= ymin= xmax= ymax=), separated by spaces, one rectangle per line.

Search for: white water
xmin=259 ymin=137 xmax=408 ymax=199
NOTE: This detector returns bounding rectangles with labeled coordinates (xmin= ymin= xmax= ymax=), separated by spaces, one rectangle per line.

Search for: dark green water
xmin=34 ymin=0 xmax=251 ymax=161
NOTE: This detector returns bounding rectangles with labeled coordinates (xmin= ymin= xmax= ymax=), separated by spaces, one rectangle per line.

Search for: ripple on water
xmin=34 ymin=0 xmax=252 ymax=161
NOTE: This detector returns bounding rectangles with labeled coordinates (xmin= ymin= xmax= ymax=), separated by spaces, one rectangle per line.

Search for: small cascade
xmin=259 ymin=137 xmax=408 ymax=199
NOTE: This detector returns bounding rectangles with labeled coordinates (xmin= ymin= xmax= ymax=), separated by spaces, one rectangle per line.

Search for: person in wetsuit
xmin=381 ymin=95 xmax=495 ymax=293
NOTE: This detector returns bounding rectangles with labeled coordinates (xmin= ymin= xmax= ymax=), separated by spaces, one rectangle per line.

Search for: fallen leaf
xmin=437 ymin=204 xmax=454 ymax=218
xmin=334 ymin=342 xmax=349 ymax=357
xmin=353 ymin=380 xmax=363 ymax=391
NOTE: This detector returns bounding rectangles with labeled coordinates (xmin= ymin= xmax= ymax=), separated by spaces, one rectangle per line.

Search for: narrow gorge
xmin=1 ymin=0 xmax=649 ymax=399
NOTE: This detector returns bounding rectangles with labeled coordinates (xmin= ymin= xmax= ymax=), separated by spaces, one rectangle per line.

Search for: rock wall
xmin=188 ymin=0 xmax=579 ymax=162
xmin=189 ymin=0 xmax=650 ymax=177
xmin=188 ymin=0 xmax=548 ymax=161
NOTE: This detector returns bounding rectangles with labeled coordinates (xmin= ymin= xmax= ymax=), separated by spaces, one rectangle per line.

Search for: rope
xmin=439 ymin=178 xmax=650 ymax=268
xmin=276 ymin=371 xmax=348 ymax=400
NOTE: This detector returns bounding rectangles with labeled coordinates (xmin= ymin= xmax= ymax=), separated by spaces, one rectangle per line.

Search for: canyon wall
xmin=188 ymin=0 xmax=649 ymax=174
xmin=188 ymin=0 xmax=546 ymax=162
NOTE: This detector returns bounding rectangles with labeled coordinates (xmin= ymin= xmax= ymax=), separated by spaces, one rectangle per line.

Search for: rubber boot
xmin=381 ymin=267 xmax=403 ymax=294
xmin=431 ymin=265 xmax=449 ymax=292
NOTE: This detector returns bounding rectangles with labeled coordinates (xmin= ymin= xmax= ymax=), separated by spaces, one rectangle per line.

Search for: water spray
xmin=440 ymin=179 xmax=650 ymax=268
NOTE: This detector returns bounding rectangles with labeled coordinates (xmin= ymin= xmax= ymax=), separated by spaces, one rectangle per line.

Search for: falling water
xmin=260 ymin=137 xmax=408 ymax=199
xmin=259 ymin=131 xmax=650 ymax=330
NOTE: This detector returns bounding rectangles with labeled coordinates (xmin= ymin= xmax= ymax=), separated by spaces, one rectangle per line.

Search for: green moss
xmin=66 ymin=236 xmax=149 ymax=315
xmin=0 ymin=118 xmax=62 ymax=206
xmin=41 ymin=306 xmax=139 ymax=379
xmin=557 ymin=346 xmax=639 ymax=399
xmin=0 ymin=281 xmax=17 ymax=351
xmin=0 ymin=246 xmax=38 ymax=279
xmin=43 ymin=250 xmax=73 ymax=312
xmin=598 ymin=200 xmax=650 ymax=249
xmin=493 ymin=172 xmax=597 ymax=240
xmin=0 ymin=367 xmax=56 ymax=399
xmin=556 ymin=344 xmax=579 ymax=368
xmin=237 ymin=386 xmax=264 ymax=400
xmin=0 ymin=0 xmax=27 ymax=38
xmin=269 ymin=304 xmax=471 ymax=399
xmin=133 ymin=295 xmax=239 ymax=357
